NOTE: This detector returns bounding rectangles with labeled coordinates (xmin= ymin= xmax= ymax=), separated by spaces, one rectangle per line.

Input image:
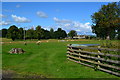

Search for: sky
xmin=1 ymin=2 xmax=110 ymax=35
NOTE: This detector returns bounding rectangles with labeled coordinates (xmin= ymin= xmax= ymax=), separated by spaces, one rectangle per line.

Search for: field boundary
xmin=67 ymin=44 xmax=120 ymax=77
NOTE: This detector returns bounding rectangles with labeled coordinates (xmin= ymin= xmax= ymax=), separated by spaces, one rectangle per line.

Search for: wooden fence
xmin=67 ymin=44 xmax=120 ymax=77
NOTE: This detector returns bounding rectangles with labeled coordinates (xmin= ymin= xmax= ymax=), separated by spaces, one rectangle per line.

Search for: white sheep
xmin=36 ymin=41 xmax=41 ymax=45
xmin=1 ymin=42 xmax=4 ymax=44
xmin=24 ymin=42 xmax=27 ymax=45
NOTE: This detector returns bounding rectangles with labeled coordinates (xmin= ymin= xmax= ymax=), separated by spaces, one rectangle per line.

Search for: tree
xmin=91 ymin=24 xmax=107 ymax=39
xmin=2 ymin=29 xmax=7 ymax=38
xmin=61 ymin=30 xmax=67 ymax=38
xmin=91 ymin=2 xmax=120 ymax=40
xmin=43 ymin=29 xmax=51 ymax=39
xmin=54 ymin=28 xmax=67 ymax=39
xmin=18 ymin=28 xmax=24 ymax=39
xmin=50 ymin=28 xmax=55 ymax=39
xmin=7 ymin=25 xmax=19 ymax=41
xmin=3 ymin=25 xmax=68 ymax=40
xmin=117 ymin=27 xmax=120 ymax=39
xmin=68 ymin=30 xmax=77 ymax=38
xmin=35 ymin=25 xmax=43 ymax=40
xmin=26 ymin=29 xmax=35 ymax=40
xmin=0 ymin=30 xmax=2 ymax=37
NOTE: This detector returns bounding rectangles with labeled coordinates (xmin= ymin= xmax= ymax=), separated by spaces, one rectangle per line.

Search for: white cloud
xmin=3 ymin=9 xmax=14 ymax=12
xmin=0 ymin=14 xmax=6 ymax=18
xmin=73 ymin=21 xmax=91 ymax=29
xmin=37 ymin=11 xmax=48 ymax=18
xmin=53 ymin=17 xmax=93 ymax=35
xmin=53 ymin=17 xmax=59 ymax=21
xmin=64 ymin=23 xmax=71 ymax=27
xmin=11 ymin=15 xmax=31 ymax=23
xmin=16 ymin=4 xmax=21 ymax=8
xmin=84 ymin=22 xmax=91 ymax=28
xmin=53 ymin=17 xmax=72 ymax=23
xmin=43 ymin=27 xmax=50 ymax=30
xmin=0 ymin=21 xmax=11 ymax=25
xmin=76 ymin=29 xmax=81 ymax=32
xmin=55 ymin=9 xmax=60 ymax=12
xmin=73 ymin=21 xmax=82 ymax=27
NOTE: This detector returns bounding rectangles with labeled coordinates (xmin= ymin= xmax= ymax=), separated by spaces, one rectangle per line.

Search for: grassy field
xmin=2 ymin=39 xmax=120 ymax=78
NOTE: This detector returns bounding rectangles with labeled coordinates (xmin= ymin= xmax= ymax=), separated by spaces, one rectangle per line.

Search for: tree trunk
xmin=106 ymin=28 xmax=111 ymax=40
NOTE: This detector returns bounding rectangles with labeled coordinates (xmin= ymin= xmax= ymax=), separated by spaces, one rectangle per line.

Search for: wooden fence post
xmin=67 ymin=44 xmax=72 ymax=60
xmin=67 ymin=44 xmax=70 ymax=60
xmin=97 ymin=46 xmax=101 ymax=68
xmin=78 ymin=48 xmax=83 ymax=63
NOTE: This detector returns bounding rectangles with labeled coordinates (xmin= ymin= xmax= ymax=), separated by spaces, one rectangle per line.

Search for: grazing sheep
xmin=36 ymin=41 xmax=41 ymax=45
xmin=24 ymin=42 xmax=27 ymax=45
xmin=1 ymin=42 xmax=4 ymax=44
xmin=60 ymin=40 xmax=65 ymax=42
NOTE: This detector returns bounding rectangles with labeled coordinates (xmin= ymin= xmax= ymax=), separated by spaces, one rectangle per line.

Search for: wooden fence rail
xmin=67 ymin=44 xmax=120 ymax=77
xmin=67 ymin=45 xmax=120 ymax=52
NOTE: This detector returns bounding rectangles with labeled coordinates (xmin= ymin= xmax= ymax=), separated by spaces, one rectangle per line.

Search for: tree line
xmin=91 ymin=2 xmax=120 ymax=40
xmin=2 ymin=25 xmax=77 ymax=41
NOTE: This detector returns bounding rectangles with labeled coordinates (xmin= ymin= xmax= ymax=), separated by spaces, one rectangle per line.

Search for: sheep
xmin=1 ymin=42 xmax=4 ymax=44
xmin=24 ymin=42 xmax=27 ymax=45
xmin=36 ymin=41 xmax=41 ymax=45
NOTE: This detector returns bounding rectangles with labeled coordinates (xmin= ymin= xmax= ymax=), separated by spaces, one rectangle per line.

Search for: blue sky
xmin=1 ymin=2 xmax=109 ymax=35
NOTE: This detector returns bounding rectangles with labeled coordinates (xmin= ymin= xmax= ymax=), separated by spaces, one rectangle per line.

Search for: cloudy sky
xmin=1 ymin=2 xmax=109 ymax=35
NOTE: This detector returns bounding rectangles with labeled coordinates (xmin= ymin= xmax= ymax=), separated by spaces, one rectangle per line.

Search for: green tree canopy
xmin=68 ymin=30 xmax=77 ymax=38
xmin=18 ymin=28 xmax=24 ymax=39
xmin=7 ymin=25 xmax=19 ymax=41
xmin=26 ymin=28 xmax=35 ymax=40
xmin=54 ymin=28 xmax=67 ymax=39
xmin=2 ymin=29 xmax=7 ymax=38
xmin=2 ymin=25 xmax=68 ymax=40
xmin=91 ymin=2 xmax=120 ymax=40
xmin=35 ymin=25 xmax=43 ymax=40
xmin=50 ymin=28 xmax=55 ymax=39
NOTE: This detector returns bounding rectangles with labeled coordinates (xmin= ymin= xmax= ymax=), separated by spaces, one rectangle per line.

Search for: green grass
xmin=2 ymin=40 xmax=120 ymax=78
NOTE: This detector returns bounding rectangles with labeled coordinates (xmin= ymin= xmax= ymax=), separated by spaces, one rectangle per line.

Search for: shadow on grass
xmin=2 ymin=69 xmax=46 ymax=79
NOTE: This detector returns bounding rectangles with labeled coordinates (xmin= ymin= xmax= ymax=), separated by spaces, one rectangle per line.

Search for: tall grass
xmin=100 ymin=40 xmax=120 ymax=49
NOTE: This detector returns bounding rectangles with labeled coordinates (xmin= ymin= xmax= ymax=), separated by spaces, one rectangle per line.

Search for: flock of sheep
xmin=1 ymin=40 xmax=77 ymax=45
